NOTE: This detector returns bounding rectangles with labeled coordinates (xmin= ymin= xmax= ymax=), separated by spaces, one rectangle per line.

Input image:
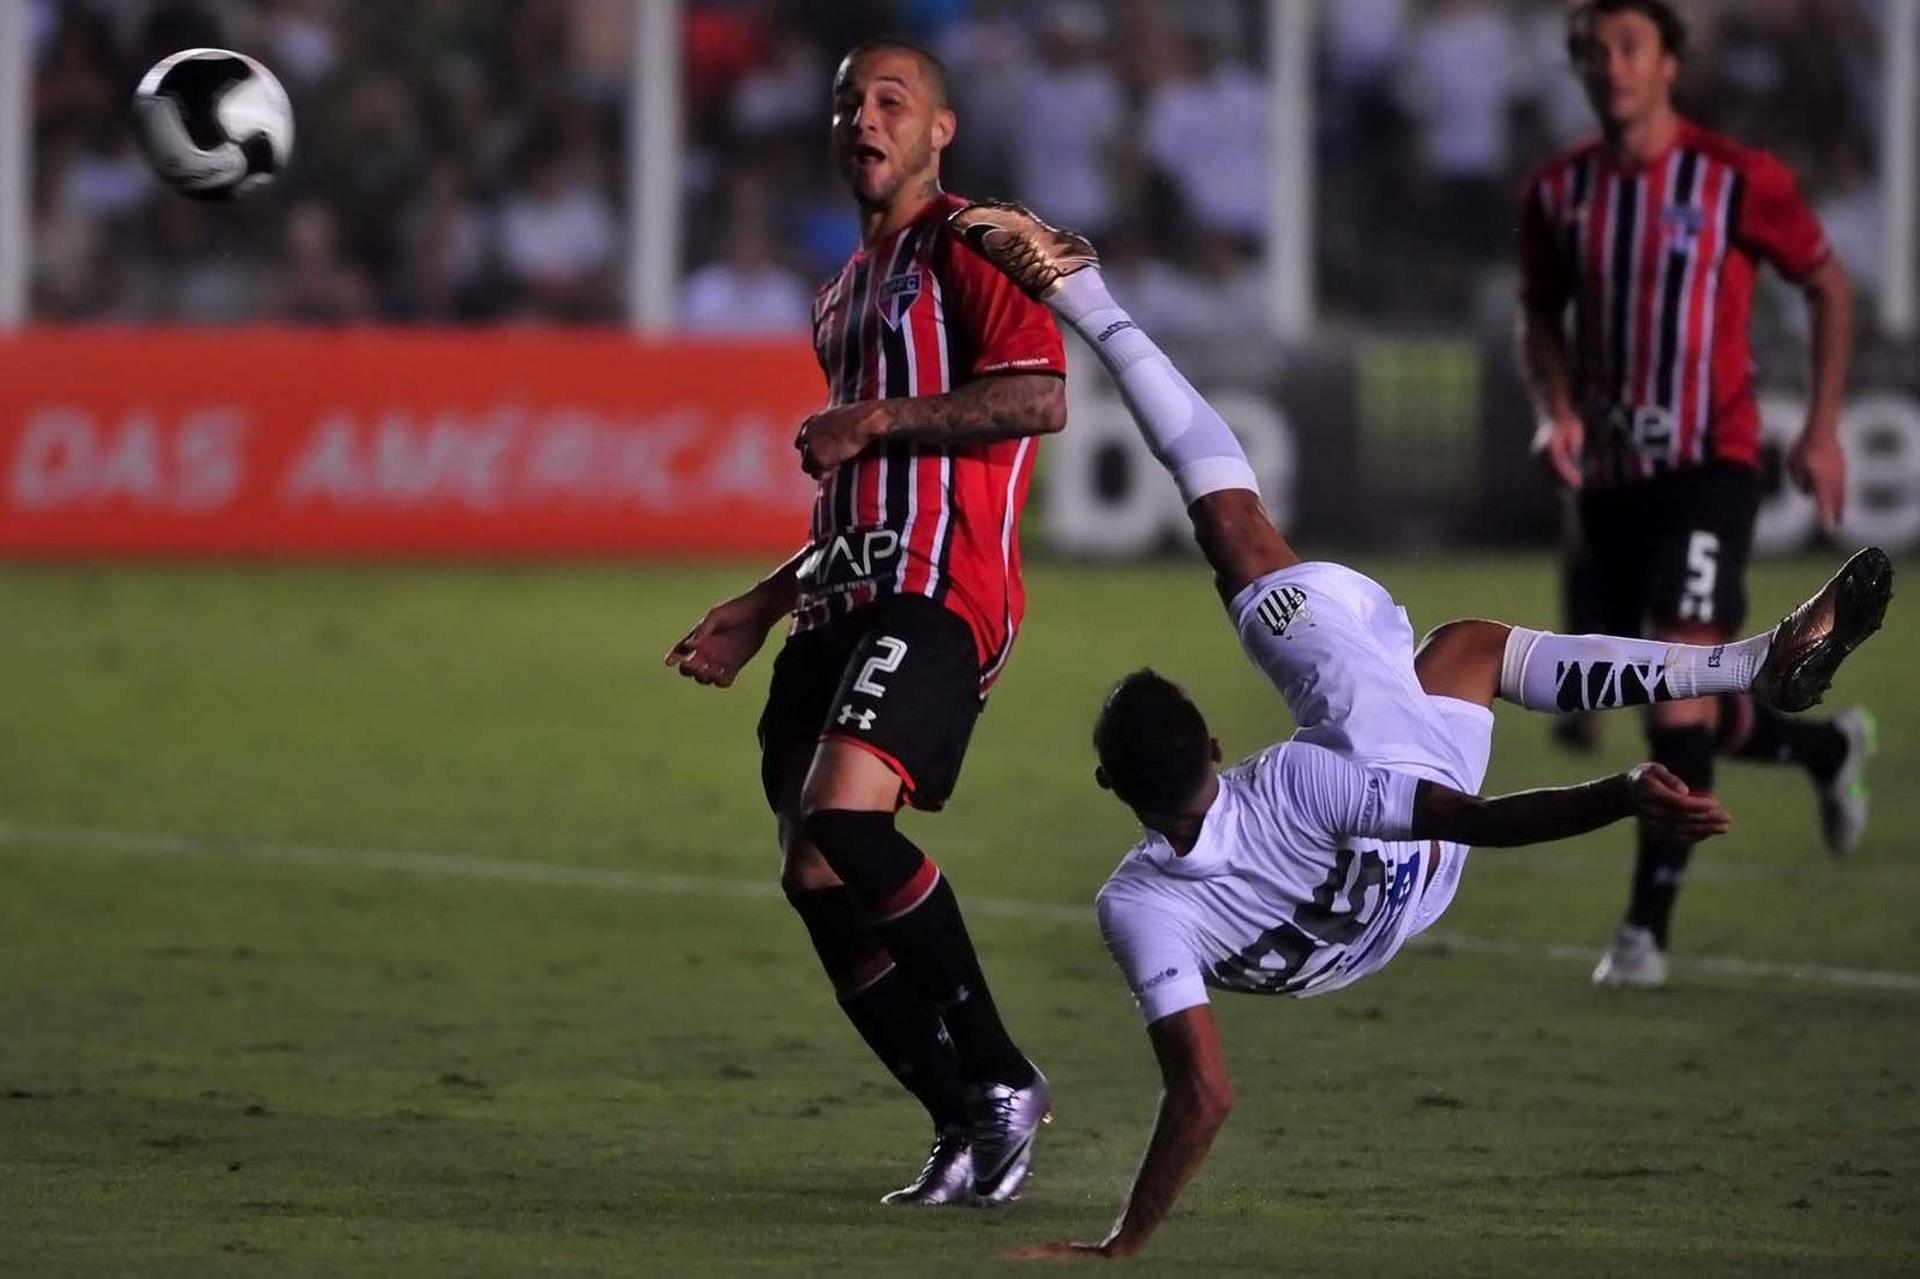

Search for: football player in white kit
xmin=945 ymin=201 xmax=1893 ymax=1259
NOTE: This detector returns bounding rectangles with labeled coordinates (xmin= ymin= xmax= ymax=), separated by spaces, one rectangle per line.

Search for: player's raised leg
xmin=948 ymin=202 xmax=1298 ymax=602
xmin=1410 ymin=548 xmax=1893 ymax=720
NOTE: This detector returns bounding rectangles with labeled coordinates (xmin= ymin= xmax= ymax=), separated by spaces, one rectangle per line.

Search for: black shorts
xmin=1576 ymin=462 xmax=1761 ymax=636
xmin=757 ymin=594 xmax=983 ymax=813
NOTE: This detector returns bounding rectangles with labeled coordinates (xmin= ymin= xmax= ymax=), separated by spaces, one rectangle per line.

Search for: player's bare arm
xmin=1004 ymin=1006 xmax=1231 ymax=1262
xmin=664 ymin=549 xmax=804 ymax=688
xmin=1790 ymin=254 xmax=1854 ymax=528
xmin=794 ymin=372 xmax=1065 ymax=477
xmin=1516 ymin=301 xmax=1585 ymax=489
xmin=1411 ymin=766 xmax=1729 ymax=849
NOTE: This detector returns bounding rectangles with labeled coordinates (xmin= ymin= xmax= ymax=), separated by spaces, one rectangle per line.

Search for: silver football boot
xmin=1592 ymin=923 xmax=1668 ymax=989
xmin=1816 ymin=705 xmax=1875 ymax=858
xmin=947 ymin=201 xmax=1098 ymax=302
xmin=1752 ymin=547 xmax=1893 ymax=713
xmin=965 ymin=1065 xmax=1051 ymax=1206
xmin=879 ymin=1127 xmax=973 ymax=1206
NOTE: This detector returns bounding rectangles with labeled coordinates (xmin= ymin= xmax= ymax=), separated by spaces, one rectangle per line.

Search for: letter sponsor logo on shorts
xmin=1136 ymin=966 xmax=1181 ymax=994
xmin=837 ymin=703 xmax=879 ymax=731
xmin=1256 ymin=585 xmax=1311 ymax=638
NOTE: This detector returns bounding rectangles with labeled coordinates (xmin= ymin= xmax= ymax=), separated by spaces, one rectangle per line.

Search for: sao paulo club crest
xmin=879 ymin=270 xmax=923 ymax=329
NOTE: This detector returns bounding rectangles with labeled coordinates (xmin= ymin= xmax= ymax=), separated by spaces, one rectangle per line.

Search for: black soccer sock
xmin=1715 ymin=693 xmax=1848 ymax=783
xmin=1624 ymin=724 xmax=1715 ymax=950
xmin=785 ymin=885 xmax=966 ymax=1128
xmin=804 ymin=810 xmax=1034 ymax=1088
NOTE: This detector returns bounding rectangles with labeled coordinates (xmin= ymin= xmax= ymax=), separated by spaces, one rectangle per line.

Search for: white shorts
xmin=1228 ymin=561 xmax=1494 ymax=936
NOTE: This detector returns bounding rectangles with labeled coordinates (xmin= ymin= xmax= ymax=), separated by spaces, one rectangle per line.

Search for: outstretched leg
xmin=948 ymin=202 xmax=1296 ymax=602
xmin=1413 ymin=547 xmax=1892 ymax=726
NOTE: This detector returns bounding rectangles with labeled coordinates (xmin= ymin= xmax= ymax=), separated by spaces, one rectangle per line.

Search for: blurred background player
xmin=666 ymin=40 xmax=1063 ymax=1206
xmin=946 ymin=198 xmax=1889 ymax=1260
xmin=1516 ymin=0 xmax=1875 ymax=987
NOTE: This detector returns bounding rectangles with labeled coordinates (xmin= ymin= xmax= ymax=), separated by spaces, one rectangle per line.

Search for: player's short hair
xmin=838 ymin=37 xmax=951 ymax=108
xmin=1094 ymin=669 xmax=1213 ymax=814
xmin=1567 ymin=0 xmax=1688 ymax=63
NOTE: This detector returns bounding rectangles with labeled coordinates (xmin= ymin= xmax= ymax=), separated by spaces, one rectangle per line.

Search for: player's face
xmin=1575 ymin=12 xmax=1676 ymax=127
xmin=831 ymin=50 xmax=954 ymax=209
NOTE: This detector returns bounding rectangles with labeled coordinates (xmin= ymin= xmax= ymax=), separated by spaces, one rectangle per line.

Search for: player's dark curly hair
xmin=1567 ymin=0 xmax=1689 ymax=63
xmin=1094 ymin=669 xmax=1213 ymax=814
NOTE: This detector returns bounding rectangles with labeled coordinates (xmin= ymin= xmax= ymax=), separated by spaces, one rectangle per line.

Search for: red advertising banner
xmin=0 ymin=331 xmax=823 ymax=557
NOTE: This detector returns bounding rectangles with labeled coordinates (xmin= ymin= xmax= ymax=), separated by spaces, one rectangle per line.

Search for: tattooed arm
xmin=794 ymin=373 xmax=1065 ymax=477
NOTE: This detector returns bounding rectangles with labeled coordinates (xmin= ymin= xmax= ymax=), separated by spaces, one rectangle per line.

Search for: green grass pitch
xmin=1 ymin=554 xmax=1914 ymax=1276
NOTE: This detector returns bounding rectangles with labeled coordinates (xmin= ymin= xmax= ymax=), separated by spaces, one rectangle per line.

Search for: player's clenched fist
xmin=665 ymin=590 xmax=782 ymax=688
xmin=1627 ymin=762 xmax=1732 ymax=842
xmin=795 ymin=401 xmax=889 ymax=477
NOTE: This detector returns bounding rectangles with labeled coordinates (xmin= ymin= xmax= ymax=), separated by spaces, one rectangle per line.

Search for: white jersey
xmin=1095 ymin=561 xmax=1495 ymax=1024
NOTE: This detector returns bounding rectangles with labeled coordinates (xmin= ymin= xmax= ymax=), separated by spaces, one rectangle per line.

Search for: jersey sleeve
xmin=938 ymin=236 xmax=1068 ymax=380
xmin=1095 ymin=880 xmax=1211 ymax=1025
xmin=1518 ymin=176 xmax=1572 ymax=312
xmin=1736 ymin=151 xmax=1831 ymax=281
xmin=1268 ymin=743 xmax=1421 ymax=844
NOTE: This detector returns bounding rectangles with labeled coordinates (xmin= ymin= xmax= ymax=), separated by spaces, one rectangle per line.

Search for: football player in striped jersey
xmin=948 ymin=199 xmax=1889 ymax=1259
xmin=667 ymin=40 xmax=1069 ymax=1206
xmin=1517 ymin=0 xmax=1873 ymax=987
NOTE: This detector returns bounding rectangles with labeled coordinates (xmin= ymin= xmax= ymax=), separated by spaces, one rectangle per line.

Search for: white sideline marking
xmin=4 ymin=822 xmax=1918 ymax=994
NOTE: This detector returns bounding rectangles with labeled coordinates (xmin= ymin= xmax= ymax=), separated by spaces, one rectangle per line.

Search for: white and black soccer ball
xmin=132 ymin=48 xmax=294 ymax=200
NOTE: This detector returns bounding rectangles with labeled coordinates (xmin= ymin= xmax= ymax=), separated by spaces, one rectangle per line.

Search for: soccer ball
xmin=132 ymin=49 xmax=294 ymax=200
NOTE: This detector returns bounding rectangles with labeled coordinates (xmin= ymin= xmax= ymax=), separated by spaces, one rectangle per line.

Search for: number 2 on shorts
xmin=853 ymin=636 xmax=909 ymax=698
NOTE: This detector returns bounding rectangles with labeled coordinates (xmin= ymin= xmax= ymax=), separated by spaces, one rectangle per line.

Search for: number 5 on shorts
xmin=1679 ymin=531 xmax=1719 ymax=623
xmin=853 ymin=637 xmax=909 ymax=698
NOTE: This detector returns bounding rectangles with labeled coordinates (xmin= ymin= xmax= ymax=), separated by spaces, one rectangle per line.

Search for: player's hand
xmin=1530 ymin=416 xmax=1585 ymax=489
xmin=1002 ymin=1241 xmax=1117 ymax=1261
xmin=795 ymin=403 xmax=888 ymax=478
xmin=1626 ymin=762 xmax=1731 ymax=842
xmin=1788 ymin=428 xmax=1847 ymax=531
xmin=664 ymin=591 xmax=779 ymax=688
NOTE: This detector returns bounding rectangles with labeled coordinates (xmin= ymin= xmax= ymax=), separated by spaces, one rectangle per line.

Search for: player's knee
xmin=1413 ymin=619 xmax=1509 ymax=704
xmin=778 ymin=821 xmax=841 ymax=895
xmin=1418 ymin=618 xmax=1508 ymax=660
xmin=800 ymin=808 xmax=925 ymax=907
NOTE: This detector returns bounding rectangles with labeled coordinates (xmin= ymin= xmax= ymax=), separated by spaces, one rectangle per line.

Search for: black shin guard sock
xmin=785 ymin=885 xmax=965 ymax=1127
xmin=883 ymin=876 xmax=1035 ymax=1089
xmin=1715 ymin=694 xmax=1848 ymax=782
xmin=1625 ymin=724 xmax=1716 ymax=949
xmin=840 ymin=973 xmax=968 ymax=1128
xmin=804 ymin=810 xmax=1033 ymax=1088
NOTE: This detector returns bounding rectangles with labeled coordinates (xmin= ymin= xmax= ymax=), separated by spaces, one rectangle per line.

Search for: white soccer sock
xmin=1050 ymin=271 xmax=1258 ymax=504
xmin=1499 ymin=627 xmax=1774 ymax=712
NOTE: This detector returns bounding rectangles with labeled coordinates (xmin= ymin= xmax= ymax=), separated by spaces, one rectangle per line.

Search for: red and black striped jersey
xmin=793 ymin=192 xmax=1067 ymax=690
xmin=1520 ymin=120 xmax=1831 ymax=487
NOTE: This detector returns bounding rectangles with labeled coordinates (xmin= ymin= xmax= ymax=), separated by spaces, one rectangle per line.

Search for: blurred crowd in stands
xmin=29 ymin=0 xmax=1892 ymax=334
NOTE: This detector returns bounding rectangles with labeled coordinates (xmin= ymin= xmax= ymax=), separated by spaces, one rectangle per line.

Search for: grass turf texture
xmin=1 ymin=555 xmax=1914 ymax=1276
